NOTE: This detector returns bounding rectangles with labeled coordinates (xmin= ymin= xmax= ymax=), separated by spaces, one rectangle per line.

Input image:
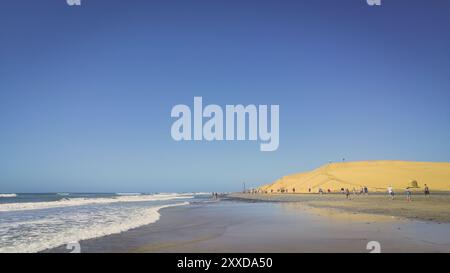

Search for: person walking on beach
xmin=405 ymin=188 xmax=412 ymax=202
xmin=345 ymin=188 xmax=350 ymax=199
xmin=424 ymin=184 xmax=430 ymax=197
xmin=388 ymin=186 xmax=395 ymax=200
xmin=364 ymin=186 xmax=369 ymax=195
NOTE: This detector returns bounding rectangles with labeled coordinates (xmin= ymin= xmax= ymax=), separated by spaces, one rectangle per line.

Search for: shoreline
xmin=42 ymin=197 xmax=450 ymax=253
xmin=227 ymin=192 xmax=450 ymax=223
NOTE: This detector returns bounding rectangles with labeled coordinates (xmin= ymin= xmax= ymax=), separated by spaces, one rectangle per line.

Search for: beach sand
xmin=230 ymin=193 xmax=450 ymax=223
xmin=45 ymin=198 xmax=450 ymax=253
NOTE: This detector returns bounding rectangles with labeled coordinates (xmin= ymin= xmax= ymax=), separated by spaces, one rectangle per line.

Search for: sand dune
xmin=260 ymin=161 xmax=450 ymax=193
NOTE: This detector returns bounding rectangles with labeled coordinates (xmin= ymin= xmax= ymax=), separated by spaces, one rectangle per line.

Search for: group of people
xmin=309 ymin=188 xmax=334 ymax=194
xmin=306 ymin=186 xmax=369 ymax=199
xmin=211 ymin=192 xmax=220 ymax=199
xmin=387 ymin=184 xmax=430 ymax=201
xmin=335 ymin=187 xmax=369 ymax=199
xmin=309 ymin=184 xmax=431 ymax=201
xmin=247 ymin=184 xmax=432 ymax=201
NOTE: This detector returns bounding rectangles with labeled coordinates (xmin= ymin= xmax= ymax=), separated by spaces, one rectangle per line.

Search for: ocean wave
xmin=0 ymin=193 xmax=193 ymax=212
xmin=0 ymin=194 xmax=17 ymax=198
xmin=0 ymin=202 xmax=189 ymax=253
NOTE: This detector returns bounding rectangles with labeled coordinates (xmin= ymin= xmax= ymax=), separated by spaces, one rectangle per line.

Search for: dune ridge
xmin=260 ymin=161 xmax=450 ymax=193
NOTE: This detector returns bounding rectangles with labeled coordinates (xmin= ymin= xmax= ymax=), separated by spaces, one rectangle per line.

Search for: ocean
xmin=0 ymin=192 xmax=208 ymax=253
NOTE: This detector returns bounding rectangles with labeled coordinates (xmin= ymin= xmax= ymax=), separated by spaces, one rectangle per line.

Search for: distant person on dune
xmin=424 ymin=184 xmax=430 ymax=197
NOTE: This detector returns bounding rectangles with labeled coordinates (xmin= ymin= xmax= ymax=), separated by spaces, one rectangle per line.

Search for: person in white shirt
xmin=388 ymin=186 xmax=395 ymax=200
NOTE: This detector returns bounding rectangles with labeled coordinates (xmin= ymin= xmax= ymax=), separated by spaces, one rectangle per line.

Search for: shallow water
xmin=0 ymin=193 xmax=203 ymax=253
xmin=45 ymin=199 xmax=450 ymax=253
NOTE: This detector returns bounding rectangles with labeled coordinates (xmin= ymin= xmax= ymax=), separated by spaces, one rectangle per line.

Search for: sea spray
xmin=0 ymin=194 xmax=192 ymax=253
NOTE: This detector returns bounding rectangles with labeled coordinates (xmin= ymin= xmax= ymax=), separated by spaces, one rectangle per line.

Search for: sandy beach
xmin=44 ymin=197 xmax=450 ymax=253
xmin=229 ymin=192 xmax=450 ymax=223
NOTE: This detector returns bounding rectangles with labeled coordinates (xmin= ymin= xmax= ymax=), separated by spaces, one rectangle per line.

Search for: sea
xmin=0 ymin=192 xmax=209 ymax=253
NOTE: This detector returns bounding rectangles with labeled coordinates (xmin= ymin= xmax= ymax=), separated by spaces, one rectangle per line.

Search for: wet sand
xmin=45 ymin=199 xmax=450 ymax=253
xmin=229 ymin=193 xmax=450 ymax=223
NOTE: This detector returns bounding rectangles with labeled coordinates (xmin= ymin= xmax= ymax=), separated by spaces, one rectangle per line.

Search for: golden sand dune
xmin=260 ymin=161 xmax=450 ymax=193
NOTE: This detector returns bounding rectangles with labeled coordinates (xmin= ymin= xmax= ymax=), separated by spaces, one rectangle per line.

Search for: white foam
xmin=0 ymin=193 xmax=193 ymax=212
xmin=0 ymin=202 xmax=189 ymax=253
xmin=0 ymin=194 xmax=17 ymax=198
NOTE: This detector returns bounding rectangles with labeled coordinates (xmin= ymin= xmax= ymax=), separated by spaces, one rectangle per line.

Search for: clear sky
xmin=1 ymin=0 xmax=449 ymax=193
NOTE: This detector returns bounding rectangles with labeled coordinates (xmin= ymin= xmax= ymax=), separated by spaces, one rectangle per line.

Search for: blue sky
xmin=1 ymin=0 xmax=449 ymax=193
